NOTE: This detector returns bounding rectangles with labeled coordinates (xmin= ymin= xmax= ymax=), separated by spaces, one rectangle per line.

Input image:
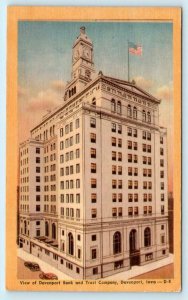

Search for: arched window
xmin=52 ymin=223 xmax=56 ymax=240
xmin=147 ymin=112 xmax=151 ymax=123
xmin=129 ymin=229 xmax=137 ymax=252
xmin=127 ymin=104 xmax=132 ymax=117
xmin=142 ymin=110 xmax=146 ymax=122
xmin=133 ymin=107 xmax=137 ymax=119
xmin=45 ymin=221 xmax=49 ymax=236
xmin=111 ymin=99 xmax=116 ymax=112
xmin=68 ymin=232 xmax=74 ymax=255
xmin=117 ymin=101 xmax=122 ymax=114
xmin=92 ymin=98 xmax=96 ymax=106
xmin=74 ymin=86 xmax=76 ymax=94
xmin=24 ymin=220 xmax=27 ymax=235
xmin=144 ymin=227 xmax=151 ymax=247
xmin=113 ymin=231 xmax=121 ymax=254
xmin=69 ymin=90 xmax=72 ymax=97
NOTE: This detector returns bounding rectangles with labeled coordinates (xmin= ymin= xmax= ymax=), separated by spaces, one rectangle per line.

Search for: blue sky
xmin=18 ymin=21 xmax=173 ymax=94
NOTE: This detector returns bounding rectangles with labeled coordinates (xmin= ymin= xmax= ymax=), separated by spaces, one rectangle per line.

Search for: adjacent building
xmin=18 ymin=26 xmax=169 ymax=279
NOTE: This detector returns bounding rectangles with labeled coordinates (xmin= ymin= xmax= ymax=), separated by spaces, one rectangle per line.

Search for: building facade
xmin=18 ymin=26 xmax=169 ymax=279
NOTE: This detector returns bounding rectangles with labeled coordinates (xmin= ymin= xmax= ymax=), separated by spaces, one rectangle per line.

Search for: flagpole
xmin=127 ymin=40 xmax=130 ymax=82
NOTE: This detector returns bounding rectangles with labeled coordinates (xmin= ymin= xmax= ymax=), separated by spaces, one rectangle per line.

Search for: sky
xmin=18 ymin=21 xmax=173 ymax=191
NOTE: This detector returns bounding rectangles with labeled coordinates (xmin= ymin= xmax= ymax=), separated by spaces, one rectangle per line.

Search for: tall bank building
xmin=18 ymin=27 xmax=169 ymax=279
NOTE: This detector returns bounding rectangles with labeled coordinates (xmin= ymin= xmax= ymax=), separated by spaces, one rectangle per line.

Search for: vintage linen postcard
xmin=6 ymin=6 xmax=181 ymax=292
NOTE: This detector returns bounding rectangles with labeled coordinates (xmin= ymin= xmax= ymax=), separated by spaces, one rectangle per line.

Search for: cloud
xmin=156 ymin=84 xmax=173 ymax=101
xmin=133 ymin=76 xmax=154 ymax=90
xmin=50 ymin=80 xmax=66 ymax=93
xmin=18 ymin=86 xmax=28 ymax=98
xmin=18 ymin=81 xmax=65 ymax=142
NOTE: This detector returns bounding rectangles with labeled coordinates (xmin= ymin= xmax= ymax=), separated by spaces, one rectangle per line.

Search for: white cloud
xmin=133 ymin=76 xmax=154 ymax=90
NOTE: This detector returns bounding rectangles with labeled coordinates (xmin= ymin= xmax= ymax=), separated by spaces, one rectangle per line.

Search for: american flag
xmin=129 ymin=42 xmax=142 ymax=56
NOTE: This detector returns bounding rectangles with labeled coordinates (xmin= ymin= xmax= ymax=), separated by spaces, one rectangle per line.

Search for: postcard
xmin=6 ymin=6 xmax=181 ymax=291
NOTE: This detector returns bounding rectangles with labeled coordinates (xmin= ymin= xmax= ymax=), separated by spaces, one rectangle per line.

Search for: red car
xmin=39 ymin=272 xmax=58 ymax=280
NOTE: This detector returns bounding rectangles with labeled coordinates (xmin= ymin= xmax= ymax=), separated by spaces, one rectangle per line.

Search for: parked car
xmin=24 ymin=261 xmax=40 ymax=271
xmin=39 ymin=272 xmax=58 ymax=280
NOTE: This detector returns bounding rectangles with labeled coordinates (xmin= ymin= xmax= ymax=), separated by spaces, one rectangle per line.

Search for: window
xmin=76 ymin=209 xmax=80 ymax=219
xmin=147 ymin=132 xmax=151 ymax=141
xmin=91 ymin=178 xmax=97 ymax=188
xmin=127 ymin=127 xmax=132 ymax=136
xmin=36 ymin=167 xmax=40 ymax=173
xmin=36 ymin=176 xmax=40 ymax=182
xmin=161 ymin=205 xmax=165 ymax=215
xmin=133 ymin=155 xmax=138 ymax=163
xmin=147 ymin=112 xmax=151 ymax=123
xmin=128 ymin=180 xmax=133 ymax=189
xmin=161 ymin=194 xmax=165 ymax=201
xmin=76 ymin=179 xmax=80 ymax=188
xmin=142 ymin=131 xmax=146 ymax=139
xmin=91 ymin=148 xmax=96 ymax=158
xmin=148 ymin=182 xmax=152 ymax=189
xmin=77 ymin=234 xmax=81 ymax=241
xmin=118 ymin=124 xmax=122 ymax=134
xmin=147 ymin=145 xmax=151 ymax=153
xmin=112 ymin=165 xmax=116 ymax=174
xmin=160 ymin=159 xmax=164 ymax=167
xmin=91 ymin=248 xmax=97 ymax=259
xmin=128 ymin=194 xmax=133 ymax=202
xmin=36 ymin=186 xmax=40 ymax=192
xmin=142 ymin=110 xmax=146 ymax=122
xmin=145 ymin=253 xmax=153 ymax=261
xmin=90 ymin=118 xmax=96 ymax=128
xmin=36 ymin=147 xmax=40 ymax=154
xmin=148 ymin=206 xmax=152 ymax=215
xmin=161 ymin=234 xmax=165 ymax=244
xmin=148 ymin=157 xmax=152 ymax=165
xmin=36 ymin=205 xmax=40 ymax=212
xmin=76 ymin=194 xmax=80 ymax=203
xmin=112 ymin=151 xmax=116 ymax=161
xmin=134 ymin=181 xmax=138 ymax=189
xmin=112 ymin=137 xmax=116 ymax=146
xmin=118 ymin=180 xmax=122 ymax=189
xmin=128 ymin=207 xmax=133 ymax=217
xmin=65 ymin=125 xmax=69 ymax=134
xmin=133 ymin=142 xmax=137 ymax=150
xmin=91 ymin=193 xmax=97 ymax=203
xmin=118 ymin=139 xmax=122 ymax=148
xmin=128 ymin=154 xmax=132 ymax=163
xmin=91 ymin=163 xmax=96 ymax=173
xmin=148 ymin=169 xmax=152 ymax=177
xmin=90 ymin=133 xmax=96 ymax=143
xmin=113 ymin=231 xmax=121 ymax=254
xmin=143 ymin=206 xmax=147 ymax=215
xmin=76 ymin=149 xmax=80 ymax=158
xmin=143 ymin=156 xmax=147 ymax=164
xmin=118 ymin=207 xmax=123 ymax=217
xmin=118 ymin=166 xmax=122 ymax=175
xmin=160 ymin=170 xmax=164 ymax=178
xmin=112 ymin=179 xmax=117 ymax=189
xmin=134 ymin=193 xmax=138 ymax=202
xmin=60 ymin=155 xmax=64 ymax=163
xmin=111 ymin=99 xmax=116 ymax=112
xmin=128 ymin=167 xmax=132 ymax=176
xmin=117 ymin=101 xmax=121 ymax=114
xmin=133 ymin=129 xmax=137 ymax=137
xmin=75 ymin=118 xmax=80 ymax=129
xmin=143 ymin=169 xmax=147 ymax=177
xmin=36 ymin=195 xmax=40 ymax=202
xmin=160 ymin=136 xmax=164 ymax=144
xmin=133 ymin=107 xmax=137 ymax=119
xmin=60 ymin=141 xmax=64 ymax=150
xmin=160 ymin=148 xmax=164 ymax=155
xmin=128 ymin=141 xmax=132 ymax=149
xmin=127 ymin=105 xmax=132 ymax=117
xmin=92 ymin=235 xmax=97 ymax=241
xmin=112 ymin=122 xmax=116 ymax=132
xmin=76 ymin=164 xmax=80 ymax=173
xmin=118 ymin=193 xmax=122 ymax=202
xmin=134 ymin=206 xmax=139 ymax=216
xmin=118 ymin=152 xmax=122 ymax=162
xmin=93 ymin=267 xmax=98 ymax=275
xmin=91 ymin=208 xmax=97 ymax=218
xmin=143 ymin=144 xmax=147 ymax=152
xmin=68 ymin=232 xmax=74 ymax=255
xmin=76 ymin=134 xmax=80 ymax=144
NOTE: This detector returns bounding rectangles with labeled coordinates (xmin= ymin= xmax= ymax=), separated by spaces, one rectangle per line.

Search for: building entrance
xmin=129 ymin=229 xmax=140 ymax=267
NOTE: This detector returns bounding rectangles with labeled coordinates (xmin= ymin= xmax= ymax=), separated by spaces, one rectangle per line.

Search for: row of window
xmin=43 ymin=204 xmax=56 ymax=213
xmin=60 ymin=193 xmax=80 ymax=203
xmin=60 ymin=207 xmax=80 ymax=219
xmin=60 ymin=149 xmax=80 ymax=163
xmin=20 ymin=148 xmax=29 ymax=156
xmin=44 ymin=164 xmax=56 ymax=173
xmin=44 ymin=195 xmax=56 ymax=202
xmin=60 ymin=119 xmax=80 ymax=137
xmin=60 ymin=164 xmax=80 ymax=176
xmin=44 ymin=143 xmax=55 ymax=154
xmin=60 ymin=179 xmax=81 ymax=190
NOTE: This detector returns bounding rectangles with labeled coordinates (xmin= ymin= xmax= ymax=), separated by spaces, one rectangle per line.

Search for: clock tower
xmin=64 ymin=26 xmax=96 ymax=100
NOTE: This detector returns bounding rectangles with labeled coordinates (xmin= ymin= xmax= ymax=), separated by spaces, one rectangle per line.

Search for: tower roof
xmin=73 ymin=26 xmax=93 ymax=47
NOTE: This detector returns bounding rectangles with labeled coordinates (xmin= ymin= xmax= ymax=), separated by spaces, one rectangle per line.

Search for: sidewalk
xmin=18 ymin=248 xmax=173 ymax=280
